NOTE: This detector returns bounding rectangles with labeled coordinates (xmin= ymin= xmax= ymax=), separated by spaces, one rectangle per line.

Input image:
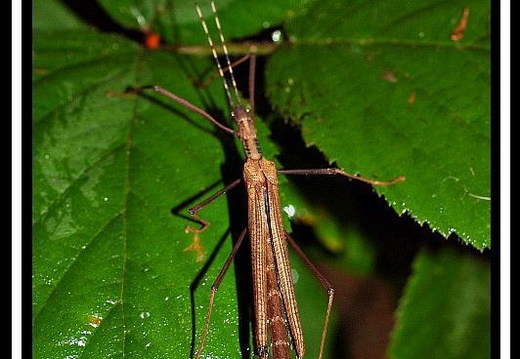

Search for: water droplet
xmin=139 ymin=311 xmax=151 ymax=319
xmin=271 ymin=30 xmax=282 ymax=43
xmin=42 ymin=275 xmax=53 ymax=286
xmin=291 ymin=269 xmax=300 ymax=284
xmin=418 ymin=31 xmax=425 ymax=38
xmin=283 ymin=205 xmax=296 ymax=218
xmin=77 ymin=337 xmax=87 ymax=347
xmin=59 ymin=335 xmax=88 ymax=347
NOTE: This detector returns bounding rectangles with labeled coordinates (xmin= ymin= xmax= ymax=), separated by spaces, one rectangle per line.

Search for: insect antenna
xmin=195 ymin=1 xmax=242 ymax=109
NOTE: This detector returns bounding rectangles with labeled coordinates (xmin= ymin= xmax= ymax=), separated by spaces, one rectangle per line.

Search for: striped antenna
xmin=195 ymin=1 xmax=241 ymax=107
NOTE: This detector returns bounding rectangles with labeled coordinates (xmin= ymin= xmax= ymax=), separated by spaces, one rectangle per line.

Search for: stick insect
xmin=149 ymin=1 xmax=405 ymax=357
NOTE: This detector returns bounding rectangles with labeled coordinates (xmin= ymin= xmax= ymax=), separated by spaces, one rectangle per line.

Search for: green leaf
xmin=32 ymin=0 xmax=88 ymax=30
xmin=389 ymin=247 xmax=490 ymax=359
xmin=33 ymin=0 xmax=490 ymax=358
xmin=96 ymin=0 xmax=308 ymax=45
xmin=33 ymin=8 xmax=241 ymax=357
xmin=266 ymin=0 xmax=491 ymax=250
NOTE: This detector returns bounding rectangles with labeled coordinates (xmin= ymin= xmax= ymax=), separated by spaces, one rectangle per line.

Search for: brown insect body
xmin=235 ymin=100 xmax=304 ymax=357
xmin=245 ymin=157 xmax=305 ymax=358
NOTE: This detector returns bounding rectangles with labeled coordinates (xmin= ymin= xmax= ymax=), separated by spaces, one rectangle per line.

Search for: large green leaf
xmin=32 ymin=31 xmax=255 ymax=358
xmin=32 ymin=0 xmax=491 ymax=358
xmin=266 ymin=0 xmax=490 ymax=250
xmin=389 ymin=247 xmax=490 ymax=359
